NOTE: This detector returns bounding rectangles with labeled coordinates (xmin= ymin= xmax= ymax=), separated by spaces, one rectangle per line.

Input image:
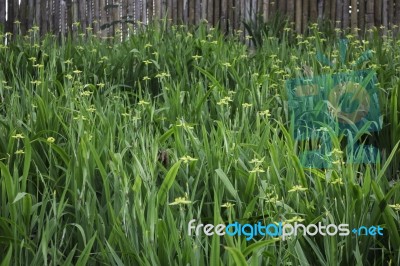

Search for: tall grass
xmin=0 ymin=21 xmax=399 ymax=265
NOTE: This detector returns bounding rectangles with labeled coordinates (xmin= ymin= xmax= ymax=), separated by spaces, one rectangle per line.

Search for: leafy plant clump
xmin=0 ymin=21 xmax=399 ymax=265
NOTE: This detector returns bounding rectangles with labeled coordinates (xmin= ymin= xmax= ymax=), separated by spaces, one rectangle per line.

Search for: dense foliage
xmin=0 ymin=21 xmax=399 ymax=265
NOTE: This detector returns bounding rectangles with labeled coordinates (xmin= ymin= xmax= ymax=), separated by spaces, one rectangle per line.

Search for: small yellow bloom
xmin=15 ymin=150 xmax=25 ymax=155
xmin=222 ymin=62 xmax=231 ymax=67
xmin=286 ymin=216 xmax=305 ymax=223
xmin=47 ymin=137 xmax=55 ymax=143
xmin=249 ymin=157 xmax=264 ymax=164
xmin=143 ymin=60 xmax=152 ymax=65
xmin=145 ymin=43 xmax=152 ymax=48
xmin=258 ymin=110 xmax=271 ymax=117
xmin=242 ymin=103 xmax=253 ymax=108
xmin=180 ymin=155 xmax=198 ymax=164
xmin=330 ymin=178 xmax=344 ymax=185
xmin=288 ymin=185 xmax=308 ymax=193
xmin=169 ymin=196 xmax=192 ymax=205
xmin=12 ymin=133 xmax=24 ymax=139
xmin=192 ymin=55 xmax=202 ymax=60
xmin=138 ymin=100 xmax=150 ymax=106
xmin=143 ymin=76 xmax=151 ymax=81
xmin=249 ymin=166 xmax=265 ymax=173
xmin=221 ymin=202 xmax=235 ymax=208
xmin=388 ymin=204 xmax=400 ymax=211
xmin=73 ymin=69 xmax=82 ymax=74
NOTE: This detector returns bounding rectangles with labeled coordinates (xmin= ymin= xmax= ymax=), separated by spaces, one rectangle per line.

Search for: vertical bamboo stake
xmin=343 ymin=0 xmax=349 ymax=30
xmin=303 ymin=0 xmax=309 ymax=33
xmin=78 ymin=0 xmax=86 ymax=30
xmin=35 ymin=0 xmax=41 ymax=28
xmin=214 ymin=0 xmax=220 ymax=28
xmin=359 ymin=0 xmax=365 ymax=33
xmin=221 ymin=0 xmax=227 ymax=32
xmin=324 ymin=0 xmax=331 ymax=20
xmin=351 ymin=0 xmax=357 ymax=33
xmin=366 ymin=0 xmax=374 ymax=29
xmin=201 ymin=0 xmax=207 ymax=21
xmin=0 ymin=0 xmax=5 ymax=27
xmin=94 ymin=0 xmax=100 ymax=33
xmin=207 ymin=0 xmax=213 ymax=26
xmin=270 ymin=0 xmax=276 ymax=17
xmin=263 ymin=0 xmax=269 ymax=21
xmin=317 ymin=0 xmax=323 ymax=20
xmin=388 ymin=0 xmax=393 ymax=29
xmin=382 ymin=0 xmax=388 ymax=33
xmin=287 ymin=0 xmax=294 ymax=25
xmin=228 ymin=0 xmax=233 ymax=32
xmin=375 ymin=0 xmax=382 ymax=26
xmin=54 ymin=0 xmax=61 ymax=35
xmin=279 ymin=0 xmax=286 ymax=14
xmin=87 ymin=0 xmax=93 ymax=30
xmin=310 ymin=0 xmax=317 ymax=23
xmin=295 ymin=0 xmax=301 ymax=33
xmin=234 ymin=0 xmax=240 ymax=31
xmin=195 ymin=0 xmax=200 ymax=24
xmin=190 ymin=0 xmax=196 ymax=24
xmin=142 ymin=0 xmax=147 ymax=25
xmin=330 ymin=0 xmax=336 ymax=22
xmin=154 ymin=0 xmax=160 ymax=18
xmin=61 ymin=0 xmax=66 ymax=36
xmin=396 ymin=0 xmax=400 ymax=26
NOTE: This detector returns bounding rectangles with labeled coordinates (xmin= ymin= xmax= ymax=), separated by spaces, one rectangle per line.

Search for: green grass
xmin=0 ymin=21 xmax=399 ymax=265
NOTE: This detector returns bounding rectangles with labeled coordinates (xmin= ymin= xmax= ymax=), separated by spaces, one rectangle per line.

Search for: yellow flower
xmin=388 ymin=204 xmax=400 ymax=211
xmin=169 ymin=196 xmax=192 ymax=206
xmin=97 ymin=83 xmax=105 ymax=88
xmin=176 ymin=120 xmax=194 ymax=130
xmin=288 ymin=185 xmax=308 ymax=193
xmin=258 ymin=110 xmax=271 ymax=117
xmin=249 ymin=166 xmax=265 ymax=173
xmin=222 ymin=62 xmax=231 ymax=67
xmin=12 ymin=133 xmax=24 ymax=139
xmin=145 ymin=43 xmax=152 ymax=48
xmin=138 ymin=100 xmax=150 ymax=106
xmin=286 ymin=216 xmax=305 ymax=223
xmin=143 ymin=60 xmax=152 ymax=65
xmin=242 ymin=103 xmax=253 ymax=108
xmin=47 ymin=137 xmax=55 ymax=143
xmin=330 ymin=178 xmax=344 ymax=185
xmin=15 ymin=149 xmax=25 ymax=155
xmin=192 ymin=55 xmax=202 ymax=60
xmin=249 ymin=157 xmax=264 ymax=164
xmin=221 ymin=202 xmax=235 ymax=208
xmin=143 ymin=76 xmax=151 ymax=81
xmin=87 ymin=106 xmax=96 ymax=112
xmin=80 ymin=91 xmax=93 ymax=96
xmin=73 ymin=69 xmax=82 ymax=74
xmin=180 ymin=155 xmax=198 ymax=163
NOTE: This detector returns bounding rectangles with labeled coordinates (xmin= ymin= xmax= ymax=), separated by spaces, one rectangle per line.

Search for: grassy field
xmin=0 ymin=21 xmax=400 ymax=265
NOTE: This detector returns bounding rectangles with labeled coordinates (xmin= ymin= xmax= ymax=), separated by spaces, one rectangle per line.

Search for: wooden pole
xmin=366 ymin=0 xmax=374 ymax=29
xmin=0 ymin=0 xmax=5 ymax=28
xmin=303 ymin=0 xmax=309 ymax=33
xmin=287 ymin=0 xmax=295 ymax=25
xmin=351 ymin=0 xmax=357 ymax=33
xmin=295 ymin=0 xmax=302 ymax=33
xmin=359 ymin=0 xmax=365 ymax=33
xmin=375 ymin=0 xmax=382 ymax=26
xmin=310 ymin=0 xmax=317 ymax=23
xmin=343 ymin=0 xmax=349 ymax=30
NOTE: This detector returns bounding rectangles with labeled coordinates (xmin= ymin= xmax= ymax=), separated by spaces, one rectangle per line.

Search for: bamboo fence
xmin=1 ymin=0 xmax=400 ymax=38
